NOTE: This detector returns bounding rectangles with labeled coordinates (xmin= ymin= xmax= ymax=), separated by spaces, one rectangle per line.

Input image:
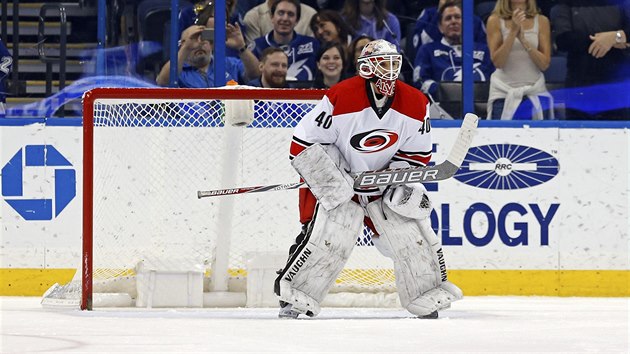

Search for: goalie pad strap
xmin=275 ymin=200 xmax=364 ymax=316
xmin=366 ymin=200 xmax=462 ymax=316
xmin=291 ymin=144 xmax=354 ymax=211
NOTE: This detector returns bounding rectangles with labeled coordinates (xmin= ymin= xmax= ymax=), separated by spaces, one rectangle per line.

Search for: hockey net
xmin=42 ymin=87 xmax=397 ymax=310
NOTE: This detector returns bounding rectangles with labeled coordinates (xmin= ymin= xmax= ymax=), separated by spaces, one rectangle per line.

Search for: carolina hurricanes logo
xmin=350 ymin=129 xmax=399 ymax=153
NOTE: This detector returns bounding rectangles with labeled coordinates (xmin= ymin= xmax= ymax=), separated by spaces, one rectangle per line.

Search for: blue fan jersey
xmin=411 ymin=7 xmax=487 ymax=54
xmin=178 ymin=57 xmax=245 ymax=87
xmin=252 ymin=31 xmax=319 ymax=81
xmin=412 ymin=38 xmax=494 ymax=96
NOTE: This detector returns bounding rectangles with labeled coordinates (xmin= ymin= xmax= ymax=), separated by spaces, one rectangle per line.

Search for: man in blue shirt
xmin=178 ymin=0 xmax=246 ymax=58
xmin=251 ymin=0 xmax=319 ymax=81
xmin=247 ymin=47 xmax=291 ymax=88
xmin=411 ymin=0 xmax=487 ymax=56
xmin=156 ymin=24 xmax=260 ymax=87
xmin=0 ymin=38 xmax=12 ymax=116
xmin=412 ymin=1 xmax=494 ymax=96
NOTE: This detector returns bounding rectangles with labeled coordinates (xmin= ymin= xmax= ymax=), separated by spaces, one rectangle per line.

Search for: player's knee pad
xmin=291 ymin=144 xmax=355 ymax=211
xmin=275 ymin=200 xmax=364 ymax=316
xmin=366 ymin=200 xmax=462 ymax=316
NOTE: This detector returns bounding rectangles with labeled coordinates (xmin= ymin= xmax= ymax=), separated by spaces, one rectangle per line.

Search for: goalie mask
xmin=357 ymin=39 xmax=402 ymax=96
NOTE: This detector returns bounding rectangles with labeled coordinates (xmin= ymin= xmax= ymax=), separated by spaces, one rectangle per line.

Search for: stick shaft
xmin=197 ymin=114 xmax=479 ymax=198
xmin=197 ymin=182 xmax=305 ymax=198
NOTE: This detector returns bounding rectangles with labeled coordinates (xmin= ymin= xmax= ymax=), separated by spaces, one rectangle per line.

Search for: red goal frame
xmin=81 ymin=87 xmax=326 ymax=310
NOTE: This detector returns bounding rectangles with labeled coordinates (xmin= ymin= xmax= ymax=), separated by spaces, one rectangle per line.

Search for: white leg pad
xmin=276 ymin=200 xmax=364 ymax=316
xmin=291 ymin=144 xmax=355 ymax=211
xmin=278 ymin=282 xmax=321 ymax=316
xmin=366 ymin=200 xmax=462 ymax=316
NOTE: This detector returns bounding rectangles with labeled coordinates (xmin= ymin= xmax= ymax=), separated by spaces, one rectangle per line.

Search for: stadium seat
xmin=136 ymin=0 xmax=191 ymax=78
xmin=437 ymin=81 xmax=490 ymax=118
xmin=136 ymin=0 xmax=170 ymax=77
xmin=544 ymin=55 xmax=567 ymax=83
xmin=475 ymin=1 xmax=496 ymax=24
xmin=474 ymin=81 xmax=490 ymax=118
xmin=546 ymin=82 xmax=566 ymax=119
xmin=436 ymin=81 xmax=460 ymax=118
xmin=403 ymin=22 xmax=418 ymax=65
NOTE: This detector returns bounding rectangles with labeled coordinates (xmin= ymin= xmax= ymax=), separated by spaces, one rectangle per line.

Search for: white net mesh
xmin=43 ymin=88 xmax=396 ymax=308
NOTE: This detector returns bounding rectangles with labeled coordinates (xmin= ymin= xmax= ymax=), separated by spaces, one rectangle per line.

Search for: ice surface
xmin=1 ymin=296 xmax=628 ymax=353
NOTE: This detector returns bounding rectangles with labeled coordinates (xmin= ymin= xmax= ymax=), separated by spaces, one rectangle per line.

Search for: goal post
xmin=43 ymin=86 xmax=398 ymax=310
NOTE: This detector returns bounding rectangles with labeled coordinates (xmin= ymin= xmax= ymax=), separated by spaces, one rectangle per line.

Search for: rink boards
xmin=0 ymin=119 xmax=628 ymax=296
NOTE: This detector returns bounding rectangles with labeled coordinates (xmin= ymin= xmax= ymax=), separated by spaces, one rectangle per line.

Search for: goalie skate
xmin=278 ymin=301 xmax=313 ymax=319
xmin=418 ymin=310 xmax=439 ymax=319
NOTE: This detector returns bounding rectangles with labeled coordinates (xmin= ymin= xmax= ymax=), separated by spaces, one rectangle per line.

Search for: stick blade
xmin=445 ymin=113 xmax=479 ymax=168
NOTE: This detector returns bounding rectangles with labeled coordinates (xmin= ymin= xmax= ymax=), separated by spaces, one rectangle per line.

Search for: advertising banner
xmin=1 ymin=120 xmax=628 ymax=295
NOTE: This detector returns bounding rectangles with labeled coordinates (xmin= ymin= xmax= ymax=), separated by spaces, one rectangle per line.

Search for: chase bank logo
xmin=454 ymin=144 xmax=559 ymax=189
xmin=1 ymin=145 xmax=76 ymax=220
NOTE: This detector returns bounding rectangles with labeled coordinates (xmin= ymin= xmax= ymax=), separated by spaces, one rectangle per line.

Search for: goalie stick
xmin=197 ymin=113 xmax=478 ymax=199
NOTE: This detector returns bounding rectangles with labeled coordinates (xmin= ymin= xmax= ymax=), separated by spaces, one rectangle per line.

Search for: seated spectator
xmin=243 ymin=0 xmax=317 ymax=44
xmin=178 ymin=0 xmax=246 ymax=59
xmin=0 ymin=38 xmax=12 ymax=116
xmin=251 ymin=0 xmax=319 ymax=81
xmin=412 ymin=1 xmax=494 ymax=97
xmin=312 ymin=41 xmax=348 ymax=88
xmin=247 ymin=47 xmax=291 ymax=87
xmin=590 ymin=29 xmax=630 ymax=50
xmin=179 ymin=0 xmax=241 ymax=38
xmin=341 ymin=0 xmax=401 ymax=49
xmin=486 ymin=0 xmax=553 ymax=120
xmin=411 ymin=0 xmax=487 ymax=56
xmin=345 ymin=35 xmax=374 ymax=76
xmin=155 ymin=24 xmax=260 ymax=87
xmin=309 ymin=10 xmax=355 ymax=46
xmin=554 ymin=0 xmax=630 ymax=120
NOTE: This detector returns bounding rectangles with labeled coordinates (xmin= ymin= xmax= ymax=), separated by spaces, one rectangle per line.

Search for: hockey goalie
xmin=274 ymin=39 xmax=463 ymax=319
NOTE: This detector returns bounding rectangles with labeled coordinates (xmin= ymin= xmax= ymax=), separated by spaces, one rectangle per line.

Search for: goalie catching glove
xmin=382 ymin=161 xmax=433 ymax=220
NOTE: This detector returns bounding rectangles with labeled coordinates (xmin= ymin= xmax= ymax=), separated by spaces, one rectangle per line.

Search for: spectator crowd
xmin=2 ymin=0 xmax=629 ymax=120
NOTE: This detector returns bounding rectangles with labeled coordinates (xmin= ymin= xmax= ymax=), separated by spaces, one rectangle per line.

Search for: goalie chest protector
xmin=291 ymin=76 xmax=433 ymax=182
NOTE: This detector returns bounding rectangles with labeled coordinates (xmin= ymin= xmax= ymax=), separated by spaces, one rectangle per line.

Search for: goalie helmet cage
xmin=53 ymin=87 xmax=399 ymax=310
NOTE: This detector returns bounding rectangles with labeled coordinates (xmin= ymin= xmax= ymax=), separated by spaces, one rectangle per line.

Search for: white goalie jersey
xmin=290 ymin=76 xmax=433 ymax=194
